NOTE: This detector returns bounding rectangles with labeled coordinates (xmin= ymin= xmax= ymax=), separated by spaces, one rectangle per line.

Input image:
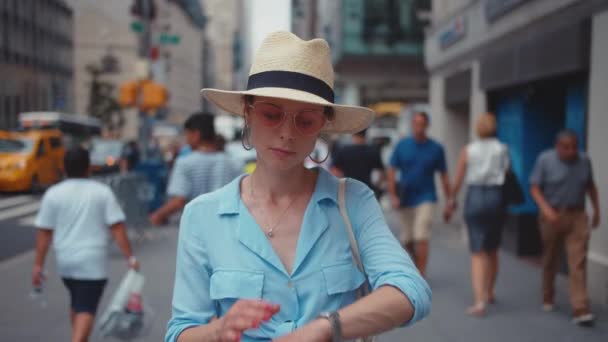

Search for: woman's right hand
xmin=216 ymin=300 xmax=280 ymax=341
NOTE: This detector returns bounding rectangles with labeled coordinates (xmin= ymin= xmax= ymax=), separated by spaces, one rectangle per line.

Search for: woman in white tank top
xmin=446 ymin=113 xmax=510 ymax=317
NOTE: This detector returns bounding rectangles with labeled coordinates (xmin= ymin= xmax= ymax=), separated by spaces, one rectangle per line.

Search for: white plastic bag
xmin=97 ymin=270 xmax=154 ymax=340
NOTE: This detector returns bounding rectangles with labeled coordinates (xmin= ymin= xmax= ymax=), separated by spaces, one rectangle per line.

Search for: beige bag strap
xmin=338 ymin=180 xmax=363 ymax=272
xmin=338 ymin=179 xmax=370 ymax=297
xmin=338 ymin=179 xmax=375 ymax=342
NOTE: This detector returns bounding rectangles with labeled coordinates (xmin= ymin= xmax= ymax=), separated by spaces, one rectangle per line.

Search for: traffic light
xmin=140 ymin=80 xmax=168 ymax=111
xmin=119 ymin=81 xmax=138 ymax=107
xmin=119 ymin=80 xmax=168 ymax=111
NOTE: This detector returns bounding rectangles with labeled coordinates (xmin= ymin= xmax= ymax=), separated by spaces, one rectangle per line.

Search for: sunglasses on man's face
xmin=249 ymin=102 xmax=328 ymax=136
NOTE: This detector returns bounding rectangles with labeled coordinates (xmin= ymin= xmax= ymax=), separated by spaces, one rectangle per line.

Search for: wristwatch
xmin=317 ymin=311 xmax=342 ymax=342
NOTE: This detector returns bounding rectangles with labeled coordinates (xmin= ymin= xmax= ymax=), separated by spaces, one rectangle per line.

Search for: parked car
xmin=90 ymin=138 xmax=125 ymax=174
xmin=0 ymin=129 xmax=65 ymax=192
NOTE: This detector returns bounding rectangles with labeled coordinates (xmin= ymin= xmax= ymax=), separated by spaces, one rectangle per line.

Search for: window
xmin=49 ymin=137 xmax=62 ymax=149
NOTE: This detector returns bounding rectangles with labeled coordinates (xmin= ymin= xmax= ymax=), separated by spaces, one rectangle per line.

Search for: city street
xmin=1 ymin=208 xmax=606 ymax=341
xmin=0 ymin=193 xmax=43 ymax=262
xmin=1 ymin=0 xmax=608 ymax=341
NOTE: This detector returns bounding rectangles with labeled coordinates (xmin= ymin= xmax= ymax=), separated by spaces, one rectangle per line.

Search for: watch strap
xmin=318 ymin=311 xmax=342 ymax=342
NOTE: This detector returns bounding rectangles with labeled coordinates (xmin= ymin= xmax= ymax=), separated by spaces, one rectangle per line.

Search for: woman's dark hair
xmin=243 ymin=95 xmax=335 ymax=121
xmin=64 ymin=147 xmax=90 ymax=178
xmin=184 ymin=112 xmax=215 ymax=143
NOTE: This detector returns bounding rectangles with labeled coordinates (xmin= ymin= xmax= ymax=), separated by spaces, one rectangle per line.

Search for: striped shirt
xmin=167 ymin=151 xmax=243 ymax=200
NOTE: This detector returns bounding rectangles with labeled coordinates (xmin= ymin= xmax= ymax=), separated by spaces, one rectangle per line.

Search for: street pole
xmin=138 ymin=0 xmax=152 ymax=160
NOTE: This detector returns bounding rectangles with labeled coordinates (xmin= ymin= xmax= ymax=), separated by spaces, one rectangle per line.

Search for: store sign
xmin=439 ymin=15 xmax=467 ymax=50
xmin=485 ymin=0 xmax=532 ymax=22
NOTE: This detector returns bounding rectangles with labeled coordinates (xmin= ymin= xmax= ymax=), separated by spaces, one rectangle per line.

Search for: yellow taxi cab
xmin=244 ymin=161 xmax=256 ymax=174
xmin=0 ymin=129 xmax=65 ymax=192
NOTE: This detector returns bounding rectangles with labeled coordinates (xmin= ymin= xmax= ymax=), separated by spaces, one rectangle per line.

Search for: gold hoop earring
xmin=241 ymin=123 xmax=253 ymax=151
xmin=308 ymin=137 xmax=329 ymax=164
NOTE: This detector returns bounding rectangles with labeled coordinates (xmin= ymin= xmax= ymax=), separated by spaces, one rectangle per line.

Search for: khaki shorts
xmin=399 ymin=203 xmax=435 ymax=244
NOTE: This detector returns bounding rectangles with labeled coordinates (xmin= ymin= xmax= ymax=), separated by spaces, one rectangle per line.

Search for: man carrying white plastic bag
xmin=33 ymin=147 xmax=140 ymax=342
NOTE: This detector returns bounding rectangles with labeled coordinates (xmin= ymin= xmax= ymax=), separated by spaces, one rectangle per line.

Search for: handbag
xmin=502 ymin=168 xmax=525 ymax=205
xmin=337 ymin=178 xmax=377 ymax=342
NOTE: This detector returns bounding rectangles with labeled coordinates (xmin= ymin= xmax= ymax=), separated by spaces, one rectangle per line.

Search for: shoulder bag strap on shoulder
xmin=338 ymin=178 xmax=375 ymax=342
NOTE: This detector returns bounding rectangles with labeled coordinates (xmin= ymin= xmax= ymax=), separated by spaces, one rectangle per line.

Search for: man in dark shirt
xmin=331 ymin=129 xmax=385 ymax=195
xmin=530 ymin=130 xmax=601 ymax=326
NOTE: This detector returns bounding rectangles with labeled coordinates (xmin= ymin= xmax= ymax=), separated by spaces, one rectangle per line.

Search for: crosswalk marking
xmin=18 ymin=214 xmax=37 ymax=226
xmin=0 ymin=202 xmax=40 ymax=222
xmin=0 ymin=195 xmax=33 ymax=210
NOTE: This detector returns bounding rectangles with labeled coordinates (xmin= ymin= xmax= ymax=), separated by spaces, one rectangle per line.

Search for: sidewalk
xmin=0 ymin=213 xmax=606 ymax=341
xmin=0 ymin=227 xmax=178 ymax=341
xmin=379 ymin=210 xmax=608 ymax=342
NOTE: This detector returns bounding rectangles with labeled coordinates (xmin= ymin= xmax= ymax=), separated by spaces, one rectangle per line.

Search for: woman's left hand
xmin=273 ymin=319 xmax=331 ymax=342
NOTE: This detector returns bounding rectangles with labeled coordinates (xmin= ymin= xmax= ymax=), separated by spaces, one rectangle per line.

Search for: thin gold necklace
xmin=250 ymin=176 xmax=300 ymax=238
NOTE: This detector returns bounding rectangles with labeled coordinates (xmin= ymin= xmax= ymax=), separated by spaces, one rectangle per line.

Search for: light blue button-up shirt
xmin=166 ymin=168 xmax=431 ymax=341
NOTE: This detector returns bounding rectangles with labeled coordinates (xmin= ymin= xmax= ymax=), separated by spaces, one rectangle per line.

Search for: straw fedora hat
xmin=201 ymin=31 xmax=375 ymax=134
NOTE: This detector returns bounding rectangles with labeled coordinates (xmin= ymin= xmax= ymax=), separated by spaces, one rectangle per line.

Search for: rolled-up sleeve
xmin=165 ymin=204 xmax=216 ymax=341
xmin=529 ymin=153 xmax=545 ymax=186
xmin=346 ymin=179 xmax=431 ymax=325
xmin=389 ymin=142 xmax=401 ymax=168
xmin=167 ymin=158 xmax=190 ymax=199
xmin=35 ymin=190 xmax=56 ymax=229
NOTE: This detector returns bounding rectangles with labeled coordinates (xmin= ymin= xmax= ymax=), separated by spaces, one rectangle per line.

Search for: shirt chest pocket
xmin=322 ymin=262 xmax=366 ymax=295
xmin=210 ymin=269 xmax=264 ymax=301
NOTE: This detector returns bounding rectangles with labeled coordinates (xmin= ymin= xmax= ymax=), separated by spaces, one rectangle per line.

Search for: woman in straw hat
xmin=166 ymin=31 xmax=431 ymax=342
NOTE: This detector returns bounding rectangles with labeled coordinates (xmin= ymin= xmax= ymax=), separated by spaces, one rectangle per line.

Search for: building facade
xmin=424 ymin=0 xmax=608 ymax=307
xmin=199 ymin=0 xmax=243 ymax=139
xmin=70 ymin=0 xmax=140 ymax=138
xmin=200 ymin=0 xmax=241 ymax=108
xmin=292 ymin=0 xmax=430 ymax=108
xmin=155 ymin=0 xmax=206 ymax=126
xmin=0 ymin=0 xmax=74 ymax=129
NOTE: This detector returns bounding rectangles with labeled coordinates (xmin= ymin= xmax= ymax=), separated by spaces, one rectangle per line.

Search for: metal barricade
xmin=95 ymin=173 xmax=156 ymax=240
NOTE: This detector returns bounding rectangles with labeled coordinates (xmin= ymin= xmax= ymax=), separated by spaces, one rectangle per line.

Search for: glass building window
xmin=341 ymin=0 xmax=428 ymax=57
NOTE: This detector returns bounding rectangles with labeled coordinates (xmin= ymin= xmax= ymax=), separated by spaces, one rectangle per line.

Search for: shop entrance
xmin=489 ymin=73 xmax=588 ymax=256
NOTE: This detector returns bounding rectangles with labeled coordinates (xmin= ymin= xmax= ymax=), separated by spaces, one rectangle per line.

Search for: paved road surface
xmin=0 ymin=207 xmax=606 ymax=341
xmin=0 ymin=193 xmax=42 ymax=262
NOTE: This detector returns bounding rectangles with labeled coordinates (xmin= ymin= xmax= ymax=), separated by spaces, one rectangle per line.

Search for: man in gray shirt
xmin=530 ymin=130 xmax=601 ymax=326
xmin=149 ymin=113 xmax=242 ymax=225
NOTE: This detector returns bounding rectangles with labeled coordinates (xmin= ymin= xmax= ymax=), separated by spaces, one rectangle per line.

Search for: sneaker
xmin=572 ymin=309 xmax=595 ymax=327
xmin=542 ymin=303 xmax=555 ymax=312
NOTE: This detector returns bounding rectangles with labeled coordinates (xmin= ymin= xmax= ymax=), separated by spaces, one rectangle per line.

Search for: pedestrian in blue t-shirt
xmin=387 ymin=112 xmax=451 ymax=277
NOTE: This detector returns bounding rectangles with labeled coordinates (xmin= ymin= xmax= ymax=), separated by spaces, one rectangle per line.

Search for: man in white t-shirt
xmin=32 ymin=147 xmax=139 ymax=342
